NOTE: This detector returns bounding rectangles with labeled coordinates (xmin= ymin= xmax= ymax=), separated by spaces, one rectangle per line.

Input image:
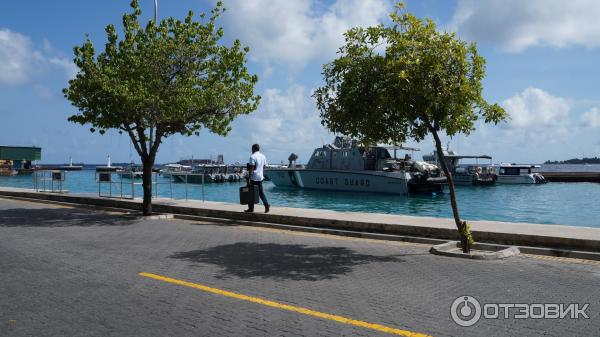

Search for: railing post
xmin=169 ymin=173 xmax=173 ymax=199
xmin=131 ymin=173 xmax=134 ymax=199
xmin=202 ymin=173 xmax=205 ymax=203
xmin=185 ymin=173 xmax=188 ymax=200
xmin=155 ymin=172 xmax=158 ymax=199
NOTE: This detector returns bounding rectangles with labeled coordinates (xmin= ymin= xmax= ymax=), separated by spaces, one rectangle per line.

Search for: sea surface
xmin=1 ymin=165 xmax=599 ymax=228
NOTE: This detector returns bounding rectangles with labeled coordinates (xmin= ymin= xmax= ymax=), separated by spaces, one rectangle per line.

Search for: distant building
xmin=0 ymin=146 xmax=41 ymax=176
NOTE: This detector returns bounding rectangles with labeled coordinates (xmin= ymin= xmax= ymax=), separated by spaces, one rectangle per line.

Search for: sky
xmin=1 ymin=0 xmax=600 ymax=164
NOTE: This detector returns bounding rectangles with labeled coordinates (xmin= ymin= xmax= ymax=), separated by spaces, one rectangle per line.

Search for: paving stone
xmin=0 ymin=197 xmax=599 ymax=337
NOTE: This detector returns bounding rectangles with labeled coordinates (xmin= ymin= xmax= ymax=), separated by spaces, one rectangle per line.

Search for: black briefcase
xmin=239 ymin=185 xmax=259 ymax=205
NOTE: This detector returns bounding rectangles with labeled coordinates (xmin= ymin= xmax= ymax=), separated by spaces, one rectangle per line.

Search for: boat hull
xmin=117 ymin=172 xmax=143 ymax=180
xmin=453 ymin=174 xmax=496 ymax=186
xmin=266 ymin=168 xmax=443 ymax=195
xmin=496 ymin=174 xmax=546 ymax=184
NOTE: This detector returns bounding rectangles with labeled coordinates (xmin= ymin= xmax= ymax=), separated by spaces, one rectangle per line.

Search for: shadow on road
xmin=0 ymin=208 xmax=136 ymax=227
xmin=170 ymin=242 xmax=404 ymax=281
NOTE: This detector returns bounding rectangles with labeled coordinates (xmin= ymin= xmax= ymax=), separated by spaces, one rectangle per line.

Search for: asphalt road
xmin=0 ymin=197 xmax=599 ymax=337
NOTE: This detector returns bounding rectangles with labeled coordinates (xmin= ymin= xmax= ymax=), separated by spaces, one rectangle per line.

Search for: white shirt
xmin=249 ymin=151 xmax=267 ymax=181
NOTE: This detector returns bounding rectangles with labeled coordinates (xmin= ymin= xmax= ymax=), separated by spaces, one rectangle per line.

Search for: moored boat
xmin=171 ymin=164 xmax=245 ymax=184
xmin=423 ymin=150 xmax=497 ymax=186
xmin=495 ymin=164 xmax=546 ymax=184
xmin=117 ymin=163 xmax=143 ymax=179
xmin=266 ymin=137 xmax=446 ymax=195
xmin=159 ymin=163 xmax=192 ymax=178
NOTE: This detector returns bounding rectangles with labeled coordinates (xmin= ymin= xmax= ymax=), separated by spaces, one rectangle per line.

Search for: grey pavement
xmin=0 ymin=197 xmax=599 ymax=337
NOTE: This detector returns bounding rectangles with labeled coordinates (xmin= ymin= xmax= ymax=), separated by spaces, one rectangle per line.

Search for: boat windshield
xmin=500 ymin=167 xmax=531 ymax=175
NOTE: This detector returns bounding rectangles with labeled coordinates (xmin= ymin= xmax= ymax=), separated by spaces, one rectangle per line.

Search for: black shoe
xmin=244 ymin=209 xmax=254 ymax=213
xmin=264 ymin=205 xmax=270 ymax=213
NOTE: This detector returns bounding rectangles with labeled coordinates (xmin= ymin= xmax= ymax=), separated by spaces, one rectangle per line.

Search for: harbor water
xmin=1 ymin=168 xmax=599 ymax=228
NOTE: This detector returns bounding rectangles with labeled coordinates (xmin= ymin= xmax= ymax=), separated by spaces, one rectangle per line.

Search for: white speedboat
xmin=159 ymin=163 xmax=192 ymax=178
xmin=117 ymin=163 xmax=143 ymax=180
xmin=171 ymin=164 xmax=245 ymax=184
xmin=423 ymin=150 xmax=497 ymax=186
xmin=495 ymin=164 xmax=546 ymax=184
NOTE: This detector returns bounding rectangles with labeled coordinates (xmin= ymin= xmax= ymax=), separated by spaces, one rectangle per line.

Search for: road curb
xmin=1 ymin=189 xmax=600 ymax=258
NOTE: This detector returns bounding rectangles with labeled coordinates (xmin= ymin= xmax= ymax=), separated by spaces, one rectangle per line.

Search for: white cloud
xmin=234 ymin=84 xmax=331 ymax=162
xmin=502 ymin=87 xmax=570 ymax=129
xmin=581 ymin=107 xmax=600 ymax=128
xmin=49 ymin=57 xmax=78 ymax=79
xmin=449 ymin=0 xmax=600 ymax=52
xmin=220 ymin=0 xmax=390 ymax=67
xmin=0 ymin=27 xmax=76 ymax=86
xmin=0 ymin=28 xmax=40 ymax=85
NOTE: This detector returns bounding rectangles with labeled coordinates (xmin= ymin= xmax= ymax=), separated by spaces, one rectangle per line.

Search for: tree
xmin=64 ymin=0 xmax=260 ymax=215
xmin=313 ymin=3 xmax=507 ymax=252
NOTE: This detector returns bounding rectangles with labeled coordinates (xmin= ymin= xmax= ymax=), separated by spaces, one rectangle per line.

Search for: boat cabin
xmin=306 ymin=141 xmax=416 ymax=172
xmin=497 ymin=164 xmax=540 ymax=176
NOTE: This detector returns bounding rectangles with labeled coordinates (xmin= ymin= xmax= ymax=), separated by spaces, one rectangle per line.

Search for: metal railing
xmin=33 ymin=170 xmax=66 ymax=193
xmin=18 ymin=169 xmax=232 ymax=203
xmin=173 ymin=172 xmax=205 ymax=202
xmin=95 ymin=171 xmax=208 ymax=202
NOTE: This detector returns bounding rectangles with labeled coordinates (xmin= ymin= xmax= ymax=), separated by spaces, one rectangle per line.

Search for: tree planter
xmin=430 ymin=241 xmax=520 ymax=260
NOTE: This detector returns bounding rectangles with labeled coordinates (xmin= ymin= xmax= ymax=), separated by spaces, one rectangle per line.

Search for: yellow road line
xmin=139 ymin=272 xmax=431 ymax=337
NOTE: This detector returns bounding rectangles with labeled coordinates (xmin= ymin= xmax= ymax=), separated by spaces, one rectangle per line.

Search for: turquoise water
xmin=1 ymin=170 xmax=599 ymax=227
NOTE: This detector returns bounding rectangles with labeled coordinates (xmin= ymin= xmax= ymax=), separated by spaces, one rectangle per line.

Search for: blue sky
xmin=1 ymin=0 xmax=600 ymax=164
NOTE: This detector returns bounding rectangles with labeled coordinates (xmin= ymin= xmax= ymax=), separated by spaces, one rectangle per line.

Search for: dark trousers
xmin=248 ymin=180 xmax=269 ymax=211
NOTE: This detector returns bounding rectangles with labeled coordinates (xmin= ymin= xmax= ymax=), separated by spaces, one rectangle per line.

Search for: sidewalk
xmin=1 ymin=186 xmax=600 ymax=253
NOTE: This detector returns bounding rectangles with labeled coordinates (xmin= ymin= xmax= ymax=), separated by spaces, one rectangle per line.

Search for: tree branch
xmin=122 ymin=124 xmax=144 ymax=158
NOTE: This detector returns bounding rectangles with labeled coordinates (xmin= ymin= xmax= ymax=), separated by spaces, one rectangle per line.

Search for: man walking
xmin=245 ymin=143 xmax=270 ymax=213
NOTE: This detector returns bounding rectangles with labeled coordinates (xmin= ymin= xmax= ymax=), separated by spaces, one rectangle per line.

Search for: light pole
xmin=153 ymin=0 xmax=157 ymax=22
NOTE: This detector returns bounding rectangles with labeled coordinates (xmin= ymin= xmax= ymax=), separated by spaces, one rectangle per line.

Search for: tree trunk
xmin=141 ymin=158 xmax=154 ymax=216
xmin=430 ymin=129 xmax=471 ymax=253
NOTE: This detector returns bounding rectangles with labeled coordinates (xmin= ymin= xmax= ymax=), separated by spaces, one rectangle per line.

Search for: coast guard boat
xmin=266 ymin=137 xmax=446 ymax=195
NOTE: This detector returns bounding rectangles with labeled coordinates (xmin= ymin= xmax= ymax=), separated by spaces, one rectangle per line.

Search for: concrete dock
xmin=1 ymin=186 xmax=599 ymax=257
xmin=540 ymin=171 xmax=600 ymax=182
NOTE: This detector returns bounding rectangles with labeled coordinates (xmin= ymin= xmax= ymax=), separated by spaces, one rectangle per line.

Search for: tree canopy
xmin=63 ymin=0 xmax=260 ymax=214
xmin=314 ymin=3 xmax=507 ymax=252
xmin=314 ymin=4 xmax=506 ymax=146
xmin=64 ymin=0 xmax=259 ymax=159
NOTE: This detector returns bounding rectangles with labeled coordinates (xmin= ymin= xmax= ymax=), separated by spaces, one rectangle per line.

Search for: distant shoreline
xmin=544 ymin=157 xmax=600 ymax=164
